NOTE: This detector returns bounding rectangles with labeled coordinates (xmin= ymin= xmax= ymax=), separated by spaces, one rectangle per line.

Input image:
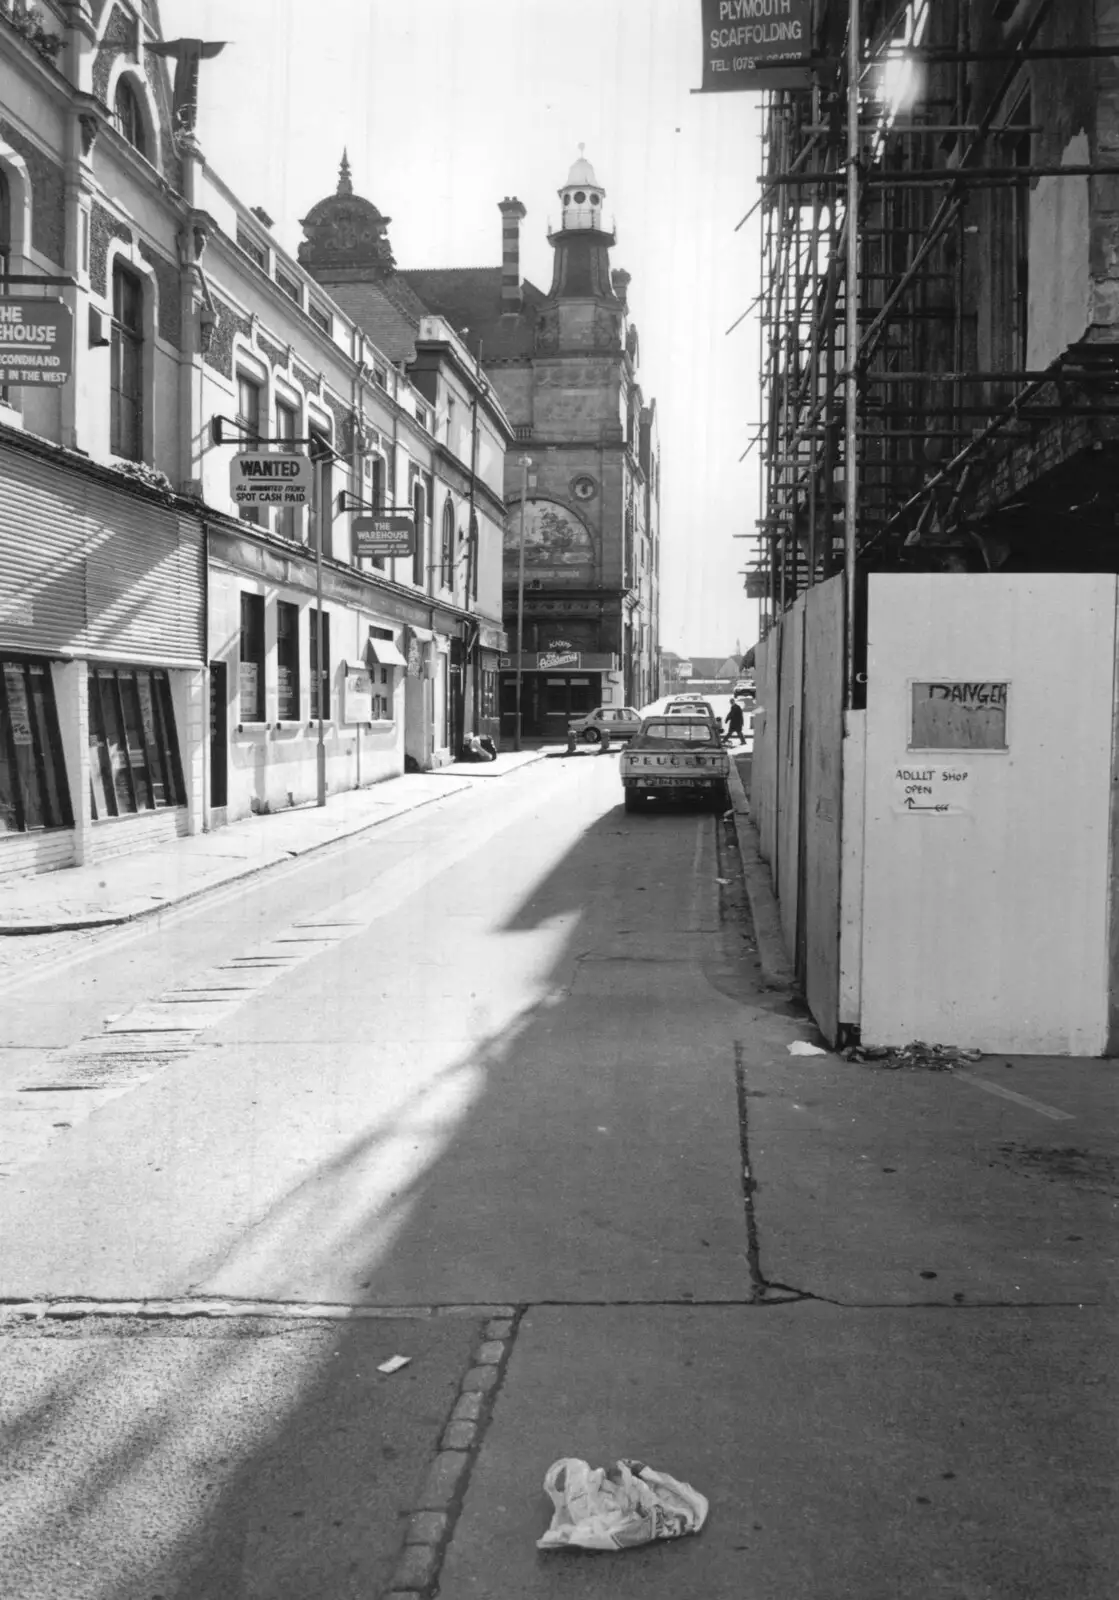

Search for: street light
xmin=514 ymin=453 xmax=532 ymax=752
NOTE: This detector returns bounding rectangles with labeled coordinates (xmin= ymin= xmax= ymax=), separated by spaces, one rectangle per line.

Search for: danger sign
xmin=230 ymin=451 xmax=313 ymax=506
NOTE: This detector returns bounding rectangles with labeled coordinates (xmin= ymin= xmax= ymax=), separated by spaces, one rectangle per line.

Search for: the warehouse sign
xmin=354 ymin=513 xmax=414 ymax=558
xmin=229 ymin=452 xmax=312 ymax=506
xmin=698 ymin=0 xmax=813 ymax=92
xmin=0 ymin=299 xmax=73 ymax=385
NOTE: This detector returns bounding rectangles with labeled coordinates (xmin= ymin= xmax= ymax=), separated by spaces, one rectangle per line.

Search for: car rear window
xmin=633 ymin=720 xmax=718 ymax=746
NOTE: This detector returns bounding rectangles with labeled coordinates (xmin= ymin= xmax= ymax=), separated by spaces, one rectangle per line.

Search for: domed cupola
xmin=559 ymin=146 xmax=609 ymax=233
xmin=297 ymin=150 xmax=397 ymax=278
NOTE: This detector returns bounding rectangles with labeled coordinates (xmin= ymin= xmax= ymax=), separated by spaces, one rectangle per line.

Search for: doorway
xmin=209 ymin=662 xmax=227 ymax=809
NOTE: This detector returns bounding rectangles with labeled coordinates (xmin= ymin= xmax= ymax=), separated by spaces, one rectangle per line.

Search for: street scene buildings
xmin=0 ymin=3 xmax=1115 ymax=1599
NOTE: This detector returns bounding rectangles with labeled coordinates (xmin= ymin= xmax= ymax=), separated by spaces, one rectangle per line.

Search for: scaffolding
xmin=747 ymin=0 xmax=1119 ymax=703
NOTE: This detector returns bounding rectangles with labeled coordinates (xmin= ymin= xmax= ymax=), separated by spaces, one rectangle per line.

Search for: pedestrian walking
xmin=724 ymin=697 xmax=746 ymax=746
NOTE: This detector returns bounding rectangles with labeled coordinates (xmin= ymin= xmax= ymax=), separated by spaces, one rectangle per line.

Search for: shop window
xmin=368 ymin=627 xmax=396 ymax=720
xmin=0 ymin=658 xmax=72 ymax=833
xmin=87 ymin=666 xmax=184 ymax=819
xmin=481 ymin=668 xmax=497 ymax=720
xmin=276 ymin=600 xmax=300 ymax=720
xmin=110 ymin=262 xmax=144 ymax=461
xmin=236 ymin=372 xmax=263 ymax=526
xmin=309 ymin=607 xmax=331 ymax=719
xmin=275 ymin=399 xmax=301 ymax=542
xmin=239 ymin=592 xmax=265 ymax=721
xmin=113 ymin=79 xmax=147 ymax=158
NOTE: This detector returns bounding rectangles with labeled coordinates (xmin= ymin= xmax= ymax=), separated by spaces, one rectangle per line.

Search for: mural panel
xmin=503 ymin=499 xmax=594 ymax=584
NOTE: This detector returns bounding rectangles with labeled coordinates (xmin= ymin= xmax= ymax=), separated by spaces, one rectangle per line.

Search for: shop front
xmin=0 ymin=435 xmax=205 ymax=881
xmin=499 ymin=651 xmax=621 ymax=741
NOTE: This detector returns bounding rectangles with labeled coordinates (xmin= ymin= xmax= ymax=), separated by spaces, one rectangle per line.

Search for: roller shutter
xmin=0 ymin=444 xmax=204 ymax=665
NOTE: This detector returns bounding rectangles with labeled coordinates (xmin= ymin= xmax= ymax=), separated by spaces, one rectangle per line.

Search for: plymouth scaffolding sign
xmin=0 ymin=299 xmax=73 ymax=386
xmin=698 ymin=0 xmax=813 ymax=92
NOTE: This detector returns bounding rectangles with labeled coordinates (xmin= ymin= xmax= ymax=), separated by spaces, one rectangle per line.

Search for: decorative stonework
xmin=593 ymin=306 xmax=621 ymax=349
xmin=143 ymin=49 xmax=183 ymax=192
xmin=322 ymin=391 xmax=353 ymax=450
xmin=202 ymin=295 xmax=252 ymax=378
xmin=92 ymin=4 xmax=134 ymax=104
xmin=292 ymin=362 xmax=320 ymax=396
xmin=0 ymin=119 xmax=65 ymax=266
xmin=256 ymin=332 xmax=287 ymax=372
xmin=89 ymin=199 xmax=133 ymax=295
xmin=138 ymin=239 xmax=181 ymax=348
xmin=502 ymin=499 xmax=595 ymax=584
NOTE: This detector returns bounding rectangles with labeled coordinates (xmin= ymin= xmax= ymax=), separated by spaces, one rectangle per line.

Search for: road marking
xmin=955 ymin=1072 xmax=1075 ymax=1122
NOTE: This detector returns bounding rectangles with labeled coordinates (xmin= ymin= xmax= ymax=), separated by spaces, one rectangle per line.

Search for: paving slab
xmin=437 ymin=1301 xmax=1119 ymax=1600
xmin=0 ymin=1311 xmax=480 ymax=1600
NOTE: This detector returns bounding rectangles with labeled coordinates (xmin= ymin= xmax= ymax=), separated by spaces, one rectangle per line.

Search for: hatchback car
xmin=568 ymin=705 xmax=643 ymax=743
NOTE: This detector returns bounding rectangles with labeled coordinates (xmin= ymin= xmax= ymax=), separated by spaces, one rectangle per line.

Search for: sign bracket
xmin=211 ymin=415 xmax=311 ymax=447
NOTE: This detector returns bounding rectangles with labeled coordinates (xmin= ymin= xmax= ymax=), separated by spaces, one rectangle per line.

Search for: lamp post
xmin=514 ymin=453 xmax=532 ymax=751
xmin=314 ymin=452 xmax=326 ymax=806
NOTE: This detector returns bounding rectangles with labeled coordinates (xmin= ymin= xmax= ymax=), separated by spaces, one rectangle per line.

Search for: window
xmin=239 ymin=593 xmax=265 ymax=722
xmin=368 ymin=629 xmax=395 ymax=720
xmin=0 ymin=169 xmax=10 ymax=403
xmin=373 ymin=365 xmax=388 ymax=390
xmin=308 ymin=302 xmax=331 ymax=334
xmin=87 ymin=666 xmax=184 ymax=819
xmin=275 ymin=399 xmax=301 ymax=542
xmin=415 ymin=403 xmax=429 ymax=432
xmin=113 ymin=79 xmax=146 ymax=157
xmin=275 ymin=266 xmax=301 ymax=304
xmin=236 ymin=225 xmax=267 ymax=270
xmin=309 ymin=607 xmax=331 ymax=719
xmin=276 ymin=601 xmax=300 ymax=720
xmin=481 ymin=668 xmax=497 ymax=720
xmin=445 ymin=393 xmax=456 ymax=447
xmin=469 ymin=511 xmax=479 ymax=600
xmin=110 ymin=263 xmax=143 ymax=461
xmin=441 ymin=498 xmax=454 ymax=589
xmin=309 ymin=429 xmax=333 ymax=557
xmin=412 ymin=477 xmax=426 ymax=586
xmin=0 ymin=658 xmax=72 ymax=833
xmin=236 ymin=372 xmax=263 ymax=524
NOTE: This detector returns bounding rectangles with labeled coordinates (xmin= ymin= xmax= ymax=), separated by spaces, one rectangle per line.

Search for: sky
xmin=160 ymin=0 xmax=765 ymax=658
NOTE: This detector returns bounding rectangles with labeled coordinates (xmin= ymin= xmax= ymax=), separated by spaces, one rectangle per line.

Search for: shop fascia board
xmin=206 ymin=513 xmax=495 ymax=632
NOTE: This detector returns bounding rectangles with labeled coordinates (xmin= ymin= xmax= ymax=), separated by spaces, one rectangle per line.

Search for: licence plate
xmin=639 ymin=777 xmax=711 ymax=788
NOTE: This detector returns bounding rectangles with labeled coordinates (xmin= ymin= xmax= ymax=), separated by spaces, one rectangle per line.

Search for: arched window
xmin=113 ymin=79 xmax=147 ymax=157
xmin=441 ymin=498 xmax=454 ymax=590
xmin=412 ymin=479 xmax=426 ymax=587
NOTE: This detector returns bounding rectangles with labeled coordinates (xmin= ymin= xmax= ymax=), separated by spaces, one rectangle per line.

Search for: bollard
xmin=566 ymin=728 xmax=578 ymax=755
xmin=600 ymin=727 xmax=612 ymax=754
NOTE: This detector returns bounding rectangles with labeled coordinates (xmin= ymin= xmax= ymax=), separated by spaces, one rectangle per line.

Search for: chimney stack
xmin=498 ymin=197 xmax=527 ymax=312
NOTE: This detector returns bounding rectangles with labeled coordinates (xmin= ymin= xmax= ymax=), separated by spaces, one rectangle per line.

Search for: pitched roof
xmin=399 ymin=268 xmax=545 ymax=360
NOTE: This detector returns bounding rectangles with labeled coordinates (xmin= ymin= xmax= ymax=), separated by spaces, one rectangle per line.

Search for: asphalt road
xmin=0 ymin=751 xmax=1115 ymax=1599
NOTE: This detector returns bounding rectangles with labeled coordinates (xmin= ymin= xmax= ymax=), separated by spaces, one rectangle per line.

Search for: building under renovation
xmin=748 ymin=0 xmax=1119 ymax=1056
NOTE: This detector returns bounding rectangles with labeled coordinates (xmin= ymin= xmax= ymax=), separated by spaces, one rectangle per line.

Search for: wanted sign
xmin=230 ymin=451 xmax=312 ymax=507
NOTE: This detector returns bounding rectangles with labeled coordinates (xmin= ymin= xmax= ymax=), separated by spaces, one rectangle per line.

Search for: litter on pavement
xmin=537 ymin=1457 xmax=709 ymax=1551
xmin=376 ymin=1355 xmax=411 ymax=1374
xmin=788 ymin=1040 xmax=829 ymax=1056
xmin=845 ymin=1040 xmax=983 ymax=1071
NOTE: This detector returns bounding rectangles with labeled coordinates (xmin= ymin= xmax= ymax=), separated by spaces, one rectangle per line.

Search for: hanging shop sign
xmin=697 ymin=0 xmax=814 ymax=93
xmin=0 ymin=299 xmax=73 ymax=386
xmin=354 ymin=513 xmax=414 ymax=558
xmin=229 ymin=451 xmax=312 ymax=507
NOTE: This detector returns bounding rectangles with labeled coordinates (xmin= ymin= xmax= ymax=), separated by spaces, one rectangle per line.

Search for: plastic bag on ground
xmin=537 ymin=1457 xmax=709 ymax=1551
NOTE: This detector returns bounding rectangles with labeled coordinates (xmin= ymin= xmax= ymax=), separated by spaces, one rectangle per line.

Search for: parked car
xmin=568 ymin=705 xmax=644 ymax=743
xmin=664 ymin=698 xmax=722 ymax=736
xmin=620 ymin=716 xmax=731 ymax=812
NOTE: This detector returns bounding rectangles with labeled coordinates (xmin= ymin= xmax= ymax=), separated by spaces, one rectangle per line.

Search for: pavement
xmin=1 ymin=747 xmax=1116 ymax=1599
xmin=0 ymin=750 xmax=550 ymax=934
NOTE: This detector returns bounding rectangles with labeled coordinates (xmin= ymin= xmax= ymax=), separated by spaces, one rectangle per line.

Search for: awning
xmin=365 ymin=637 xmax=407 ymax=668
xmin=407 ymin=625 xmax=435 ymax=643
